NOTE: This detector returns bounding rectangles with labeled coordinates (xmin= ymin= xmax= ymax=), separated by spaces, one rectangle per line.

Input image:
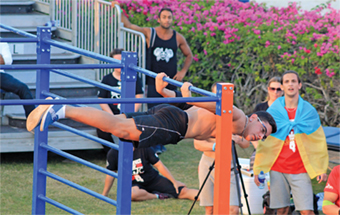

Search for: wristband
xmin=322 ymin=199 xmax=335 ymax=207
xmin=212 ymin=143 xmax=216 ymax=152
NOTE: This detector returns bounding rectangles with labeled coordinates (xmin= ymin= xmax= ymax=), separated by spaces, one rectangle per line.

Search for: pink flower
xmin=291 ymin=58 xmax=295 ymax=64
xmin=326 ymin=68 xmax=335 ymax=77
xmin=265 ymin=41 xmax=270 ymax=48
xmin=193 ymin=55 xmax=199 ymax=62
xmin=203 ymin=50 xmax=207 ymax=55
xmin=253 ymin=29 xmax=261 ymax=35
xmin=258 ymin=36 xmax=261 ymax=39
xmin=278 ymin=45 xmax=281 ymax=50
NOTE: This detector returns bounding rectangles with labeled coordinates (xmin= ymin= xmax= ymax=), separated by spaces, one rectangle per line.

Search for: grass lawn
xmin=0 ymin=139 xmax=333 ymax=214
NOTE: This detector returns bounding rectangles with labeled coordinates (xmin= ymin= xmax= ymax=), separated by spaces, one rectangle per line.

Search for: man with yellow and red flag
xmin=254 ymin=70 xmax=329 ymax=215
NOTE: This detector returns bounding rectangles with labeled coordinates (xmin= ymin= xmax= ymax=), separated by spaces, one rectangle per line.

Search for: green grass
xmin=1 ymin=140 xmax=205 ymax=215
xmin=0 ymin=140 xmax=332 ymax=214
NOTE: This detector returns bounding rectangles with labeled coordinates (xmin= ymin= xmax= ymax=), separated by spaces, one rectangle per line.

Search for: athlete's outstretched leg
xmin=27 ymin=104 xmax=141 ymax=141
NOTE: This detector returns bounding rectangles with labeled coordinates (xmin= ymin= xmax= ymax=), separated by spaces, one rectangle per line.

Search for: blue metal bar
xmin=131 ymin=65 xmax=217 ymax=97
xmin=38 ymin=195 xmax=84 ymax=215
xmin=39 ymin=169 xmax=117 ymax=206
xmin=0 ymin=96 xmax=218 ymax=106
xmin=40 ymin=143 xmax=117 ymax=178
xmin=0 ymin=38 xmax=39 ymax=43
xmin=40 ymin=91 xmax=86 ymax=107
xmin=0 ymin=64 xmax=122 ymax=70
xmin=116 ymin=52 xmax=134 ymax=215
xmin=32 ymin=26 xmax=51 ymax=215
xmin=51 ymin=69 xmax=121 ymax=94
xmin=0 ymin=24 xmax=37 ymax=38
xmin=53 ymin=122 xmax=119 ymax=151
xmin=44 ymin=38 xmax=123 ymax=65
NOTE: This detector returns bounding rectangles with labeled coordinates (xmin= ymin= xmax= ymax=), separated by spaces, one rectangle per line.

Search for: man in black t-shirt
xmin=97 ymin=49 xmax=144 ymax=150
xmin=102 ymin=147 xmax=199 ymax=201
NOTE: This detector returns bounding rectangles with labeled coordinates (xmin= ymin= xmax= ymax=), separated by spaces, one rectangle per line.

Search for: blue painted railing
xmin=0 ymin=24 xmax=220 ymax=214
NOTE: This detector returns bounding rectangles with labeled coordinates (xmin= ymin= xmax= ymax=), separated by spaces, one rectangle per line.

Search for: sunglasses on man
xmin=257 ymin=116 xmax=268 ymax=140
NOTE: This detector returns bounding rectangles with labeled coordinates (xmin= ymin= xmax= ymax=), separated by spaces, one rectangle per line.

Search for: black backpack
xmin=262 ymin=191 xmax=319 ymax=215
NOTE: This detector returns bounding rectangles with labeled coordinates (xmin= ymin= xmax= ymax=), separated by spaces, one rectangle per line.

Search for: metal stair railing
xmin=33 ymin=0 xmax=146 ymax=80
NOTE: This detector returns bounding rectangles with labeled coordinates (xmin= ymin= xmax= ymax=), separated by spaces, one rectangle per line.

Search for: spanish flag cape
xmin=254 ymin=96 xmax=329 ymax=179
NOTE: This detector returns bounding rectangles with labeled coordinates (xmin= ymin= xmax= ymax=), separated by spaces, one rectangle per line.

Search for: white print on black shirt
xmin=153 ymin=47 xmax=174 ymax=62
xmin=111 ymin=84 xmax=121 ymax=110
xmin=132 ymin=158 xmax=144 ymax=182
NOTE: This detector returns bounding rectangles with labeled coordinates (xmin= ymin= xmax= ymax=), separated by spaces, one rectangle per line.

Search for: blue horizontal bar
xmin=131 ymin=65 xmax=216 ymax=97
xmin=0 ymin=64 xmax=122 ymax=70
xmin=0 ymin=96 xmax=219 ymax=106
xmin=53 ymin=122 xmax=119 ymax=151
xmin=40 ymin=91 xmax=86 ymax=107
xmin=0 ymin=38 xmax=39 ymax=43
xmin=39 ymin=169 xmax=117 ymax=206
xmin=44 ymin=38 xmax=124 ymax=65
xmin=40 ymin=143 xmax=118 ymax=178
xmin=0 ymin=24 xmax=37 ymax=38
xmin=38 ymin=195 xmax=84 ymax=215
xmin=51 ymin=69 xmax=121 ymax=94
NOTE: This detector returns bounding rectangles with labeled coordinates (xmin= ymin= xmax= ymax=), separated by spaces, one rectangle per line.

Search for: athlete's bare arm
xmin=155 ymin=73 xmax=176 ymax=98
xmin=113 ymin=2 xmax=151 ymax=46
xmin=180 ymin=82 xmax=217 ymax=113
xmin=174 ymin=33 xmax=193 ymax=82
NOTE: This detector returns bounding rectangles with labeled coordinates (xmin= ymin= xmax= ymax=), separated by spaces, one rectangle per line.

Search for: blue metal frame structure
xmin=0 ymin=24 xmax=225 ymax=214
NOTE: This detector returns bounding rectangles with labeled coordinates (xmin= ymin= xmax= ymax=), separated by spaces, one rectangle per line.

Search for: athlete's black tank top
xmin=146 ymin=29 xmax=177 ymax=89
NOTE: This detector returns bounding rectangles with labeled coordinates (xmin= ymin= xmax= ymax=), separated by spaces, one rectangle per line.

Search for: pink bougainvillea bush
xmin=116 ymin=0 xmax=339 ymax=126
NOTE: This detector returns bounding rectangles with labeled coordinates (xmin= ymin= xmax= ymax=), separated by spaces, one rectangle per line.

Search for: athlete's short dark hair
xmin=255 ymin=111 xmax=277 ymax=134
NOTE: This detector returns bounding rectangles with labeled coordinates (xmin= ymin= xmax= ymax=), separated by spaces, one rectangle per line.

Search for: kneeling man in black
xmin=102 ymin=147 xmax=198 ymax=201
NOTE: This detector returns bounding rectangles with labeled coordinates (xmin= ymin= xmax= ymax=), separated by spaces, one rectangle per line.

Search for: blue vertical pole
xmin=116 ymin=52 xmax=136 ymax=214
xmin=32 ymin=27 xmax=51 ymax=215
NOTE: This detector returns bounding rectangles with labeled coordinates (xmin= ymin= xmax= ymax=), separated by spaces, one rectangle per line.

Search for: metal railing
xmin=33 ymin=0 xmax=146 ymax=80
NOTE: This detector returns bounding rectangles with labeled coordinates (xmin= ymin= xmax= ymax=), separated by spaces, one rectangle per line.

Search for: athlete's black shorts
xmin=132 ymin=175 xmax=184 ymax=198
xmin=124 ymin=104 xmax=188 ymax=148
